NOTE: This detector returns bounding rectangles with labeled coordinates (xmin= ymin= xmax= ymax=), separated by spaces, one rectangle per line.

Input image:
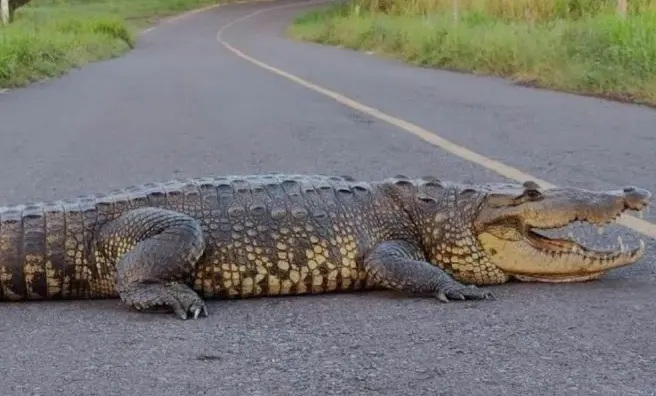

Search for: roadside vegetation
xmin=289 ymin=0 xmax=656 ymax=106
xmin=0 ymin=0 xmax=224 ymax=88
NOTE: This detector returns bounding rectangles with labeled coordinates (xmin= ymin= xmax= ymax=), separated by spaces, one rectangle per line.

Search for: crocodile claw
xmin=190 ymin=305 xmax=209 ymax=320
xmin=177 ymin=300 xmax=208 ymax=320
xmin=434 ymin=284 xmax=495 ymax=302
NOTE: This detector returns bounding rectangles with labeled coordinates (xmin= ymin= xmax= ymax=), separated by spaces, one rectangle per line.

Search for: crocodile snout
xmin=622 ymin=186 xmax=651 ymax=211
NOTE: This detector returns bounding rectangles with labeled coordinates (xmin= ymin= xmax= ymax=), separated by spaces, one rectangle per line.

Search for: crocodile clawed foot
xmin=161 ymin=283 xmax=209 ymax=320
xmin=120 ymin=282 xmax=209 ymax=320
xmin=434 ymin=284 xmax=495 ymax=303
xmin=172 ymin=298 xmax=208 ymax=321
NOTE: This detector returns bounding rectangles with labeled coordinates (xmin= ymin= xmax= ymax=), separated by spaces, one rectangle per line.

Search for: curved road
xmin=1 ymin=1 xmax=656 ymax=394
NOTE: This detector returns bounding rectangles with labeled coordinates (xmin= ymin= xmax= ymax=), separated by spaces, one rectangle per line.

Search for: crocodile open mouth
xmin=526 ymin=227 xmax=645 ymax=262
xmin=525 ymin=203 xmax=648 ymax=261
xmin=478 ymin=206 xmax=649 ymax=283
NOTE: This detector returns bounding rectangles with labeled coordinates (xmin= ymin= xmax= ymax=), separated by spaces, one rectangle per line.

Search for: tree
xmin=1 ymin=0 xmax=31 ymax=25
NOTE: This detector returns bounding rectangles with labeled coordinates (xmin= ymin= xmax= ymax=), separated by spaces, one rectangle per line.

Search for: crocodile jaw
xmin=466 ymin=182 xmax=652 ymax=283
xmin=476 ymin=222 xmax=646 ymax=283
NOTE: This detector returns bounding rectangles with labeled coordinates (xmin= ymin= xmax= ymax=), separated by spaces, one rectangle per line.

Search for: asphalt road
xmin=1 ymin=1 xmax=656 ymax=394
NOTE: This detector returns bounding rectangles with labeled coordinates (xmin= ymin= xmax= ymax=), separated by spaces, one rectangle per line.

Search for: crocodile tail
xmin=0 ymin=194 xmax=119 ymax=301
xmin=0 ymin=178 xmax=211 ymax=301
xmin=0 ymin=202 xmax=52 ymax=301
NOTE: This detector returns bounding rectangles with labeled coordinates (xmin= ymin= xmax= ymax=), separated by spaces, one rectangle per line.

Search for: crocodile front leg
xmin=97 ymin=207 xmax=207 ymax=320
xmin=363 ymin=240 xmax=495 ymax=302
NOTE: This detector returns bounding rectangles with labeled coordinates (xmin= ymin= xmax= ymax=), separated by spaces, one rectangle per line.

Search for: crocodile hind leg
xmin=363 ymin=240 xmax=495 ymax=302
xmin=97 ymin=207 xmax=208 ymax=320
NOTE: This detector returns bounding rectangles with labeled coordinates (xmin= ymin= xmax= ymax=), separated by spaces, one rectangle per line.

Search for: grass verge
xmin=0 ymin=0 xmax=227 ymax=89
xmin=288 ymin=1 xmax=656 ymax=107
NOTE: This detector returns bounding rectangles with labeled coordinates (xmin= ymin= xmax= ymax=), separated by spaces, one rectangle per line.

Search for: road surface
xmin=1 ymin=1 xmax=655 ymax=394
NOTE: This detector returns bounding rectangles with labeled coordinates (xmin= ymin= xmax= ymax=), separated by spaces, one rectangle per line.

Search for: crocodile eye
xmin=525 ymin=189 xmax=543 ymax=200
xmin=416 ymin=193 xmax=436 ymax=204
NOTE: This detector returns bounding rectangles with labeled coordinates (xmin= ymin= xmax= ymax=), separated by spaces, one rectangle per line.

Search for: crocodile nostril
xmin=623 ymin=186 xmax=636 ymax=193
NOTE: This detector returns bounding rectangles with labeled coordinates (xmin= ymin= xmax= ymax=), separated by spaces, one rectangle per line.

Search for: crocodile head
xmin=471 ymin=180 xmax=651 ymax=283
xmin=387 ymin=176 xmax=651 ymax=285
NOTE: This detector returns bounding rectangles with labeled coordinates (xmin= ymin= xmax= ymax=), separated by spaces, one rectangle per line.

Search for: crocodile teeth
xmin=618 ymin=236 xmax=625 ymax=252
xmin=638 ymin=210 xmax=644 ymax=219
xmin=597 ymin=226 xmax=604 ymax=235
xmin=568 ymin=232 xmax=575 ymax=241
xmin=640 ymin=239 xmax=645 ymax=250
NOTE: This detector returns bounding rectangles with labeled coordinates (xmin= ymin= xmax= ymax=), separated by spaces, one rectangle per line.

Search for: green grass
xmin=288 ymin=2 xmax=656 ymax=107
xmin=0 ymin=0 xmax=227 ymax=88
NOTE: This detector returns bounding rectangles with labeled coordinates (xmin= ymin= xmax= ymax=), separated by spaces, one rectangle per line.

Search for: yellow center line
xmin=215 ymin=0 xmax=656 ymax=240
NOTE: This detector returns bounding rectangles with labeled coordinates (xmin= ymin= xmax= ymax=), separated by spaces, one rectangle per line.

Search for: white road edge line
xmin=215 ymin=0 xmax=656 ymax=240
xmin=140 ymin=3 xmax=223 ymax=35
xmin=140 ymin=0 xmax=276 ymax=35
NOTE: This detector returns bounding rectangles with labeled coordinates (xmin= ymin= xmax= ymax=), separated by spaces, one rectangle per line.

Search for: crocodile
xmin=0 ymin=173 xmax=650 ymax=320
